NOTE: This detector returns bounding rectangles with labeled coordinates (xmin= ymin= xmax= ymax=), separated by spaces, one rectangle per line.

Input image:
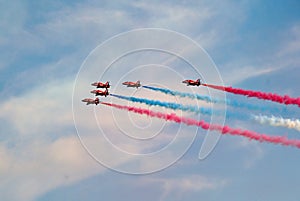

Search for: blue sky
xmin=1 ymin=0 xmax=300 ymax=200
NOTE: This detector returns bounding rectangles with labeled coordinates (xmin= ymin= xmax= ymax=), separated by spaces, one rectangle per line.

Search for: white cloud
xmin=0 ymin=78 xmax=106 ymax=200
xmin=143 ymin=174 xmax=228 ymax=201
xmin=0 ymin=78 xmax=73 ymax=136
xmin=0 ymin=135 xmax=105 ymax=201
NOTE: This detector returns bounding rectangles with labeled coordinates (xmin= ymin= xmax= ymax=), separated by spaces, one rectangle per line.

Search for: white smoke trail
xmin=253 ymin=115 xmax=300 ymax=132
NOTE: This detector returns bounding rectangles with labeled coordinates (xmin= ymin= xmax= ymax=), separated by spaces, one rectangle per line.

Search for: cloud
xmin=219 ymin=23 xmax=300 ymax=86
xmin=0 ymin=77 xmax=106 ymax=200
xmin=278 ymin=24 xmax=300 ymax=57
xmin=0 ymin=0 xmax=29 ymax=70
xmin=132 ymin=1 xmax=213 ymax=28
xmin=0 ymin=78 xmax=73 ymax=137
xmin=142 ymin=174 xmax=228 ymax=201
xmin=236 ymin=138 xmax=265 ymax=169
xmin=222 ymin=65 xmax=281 ymax=85
xmin=34 ymin=6 xmax=133 ymax=48
xmin=0 ymin=135 xmax=107 ymax=201
xmin=0 ymin=0 xmax=27 ymax=37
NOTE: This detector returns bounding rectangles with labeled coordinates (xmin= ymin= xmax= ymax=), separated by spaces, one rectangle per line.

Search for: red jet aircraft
xmin=90 ymin=88 xmax=109 ymax=97
xmin=182 ymin=79 xmax=201 ymax=86
xmin=122 ymin=80 xmax=141 ymax=88
xmin=81 ymin=97 xmax=100 ymax=105
xmin=91 ymin=81 xmax=110 ymax=88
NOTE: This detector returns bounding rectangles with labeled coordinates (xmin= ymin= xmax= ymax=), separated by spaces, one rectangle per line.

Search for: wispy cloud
xmin=0 ymin=78 xmax=73 ymax=136
xmin=222 ymin=65 xmax=281 ymax=85
xmin=219 ymin=26 xmax=300 ymax=86
xmin=278 ymin=24 xmax=300 ymax=57
xmin=143 ymin=174 xmax=228 ymax=201
xmin=236 ymin=138 xmax=265 ymax=169
xmin=0 ymin=135 xmax=105 ymax=201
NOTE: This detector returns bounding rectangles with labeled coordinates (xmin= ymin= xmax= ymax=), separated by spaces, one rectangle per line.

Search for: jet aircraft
xmin=90 ymin=88 xmax=109 ymax=97
xmin=182 ymin=79 xmax=201 ymax=86
xmin=81 ymin=97 xmax=100 ymax=105
xmin=122 ymin=80 xmax=141 ymax=88
xmin=91 ymin=81 xmax=110 ymax=88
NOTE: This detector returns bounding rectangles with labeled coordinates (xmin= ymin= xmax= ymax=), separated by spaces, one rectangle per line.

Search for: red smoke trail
xmin=203 ymin=84 xmax=300 ymax=107
xmin=101 ymin=102 xmax=300 ymax=149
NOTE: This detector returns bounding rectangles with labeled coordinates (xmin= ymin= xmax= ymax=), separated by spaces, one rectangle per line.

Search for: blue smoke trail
xmin=110 ymin=94 xmax=248 ymax=120
xmin=142 ymin=85 xmax=276 ymax=112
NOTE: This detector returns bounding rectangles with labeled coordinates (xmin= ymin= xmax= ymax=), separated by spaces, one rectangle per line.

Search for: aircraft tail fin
xmin=197 ymin=78 xmax=201 ymax=85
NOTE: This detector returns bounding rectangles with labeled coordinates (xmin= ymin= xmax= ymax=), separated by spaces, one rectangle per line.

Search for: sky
xmin=0 ymin=0 xmax=300 ymax=200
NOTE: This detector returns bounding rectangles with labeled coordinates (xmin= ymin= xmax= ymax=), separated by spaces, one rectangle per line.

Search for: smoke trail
xmin=142 ymin=86 xmax=274 ymax=112
xmin=203 ymin=84 xmax=300 ymax=108
xmin=111 ymin=94 xmax=299 ymax=131
xmin=253 ymin=115 xmax=300 ymax=132
xmin=111 ymin=94 xmax=213 ymax=115
xmin=110 ymin=94 xmax=247 ymax=120
xmin=100 ymin=102 xmax=300 ymax=149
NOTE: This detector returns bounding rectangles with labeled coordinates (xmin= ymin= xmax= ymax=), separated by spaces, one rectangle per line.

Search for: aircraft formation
xmin=81 ymin=81 xmax=110 ymax=105
xmin=81 ymin=79 xmax=200 ymax=105
xmin=81 ymin=78 xmax=300 ymax=149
